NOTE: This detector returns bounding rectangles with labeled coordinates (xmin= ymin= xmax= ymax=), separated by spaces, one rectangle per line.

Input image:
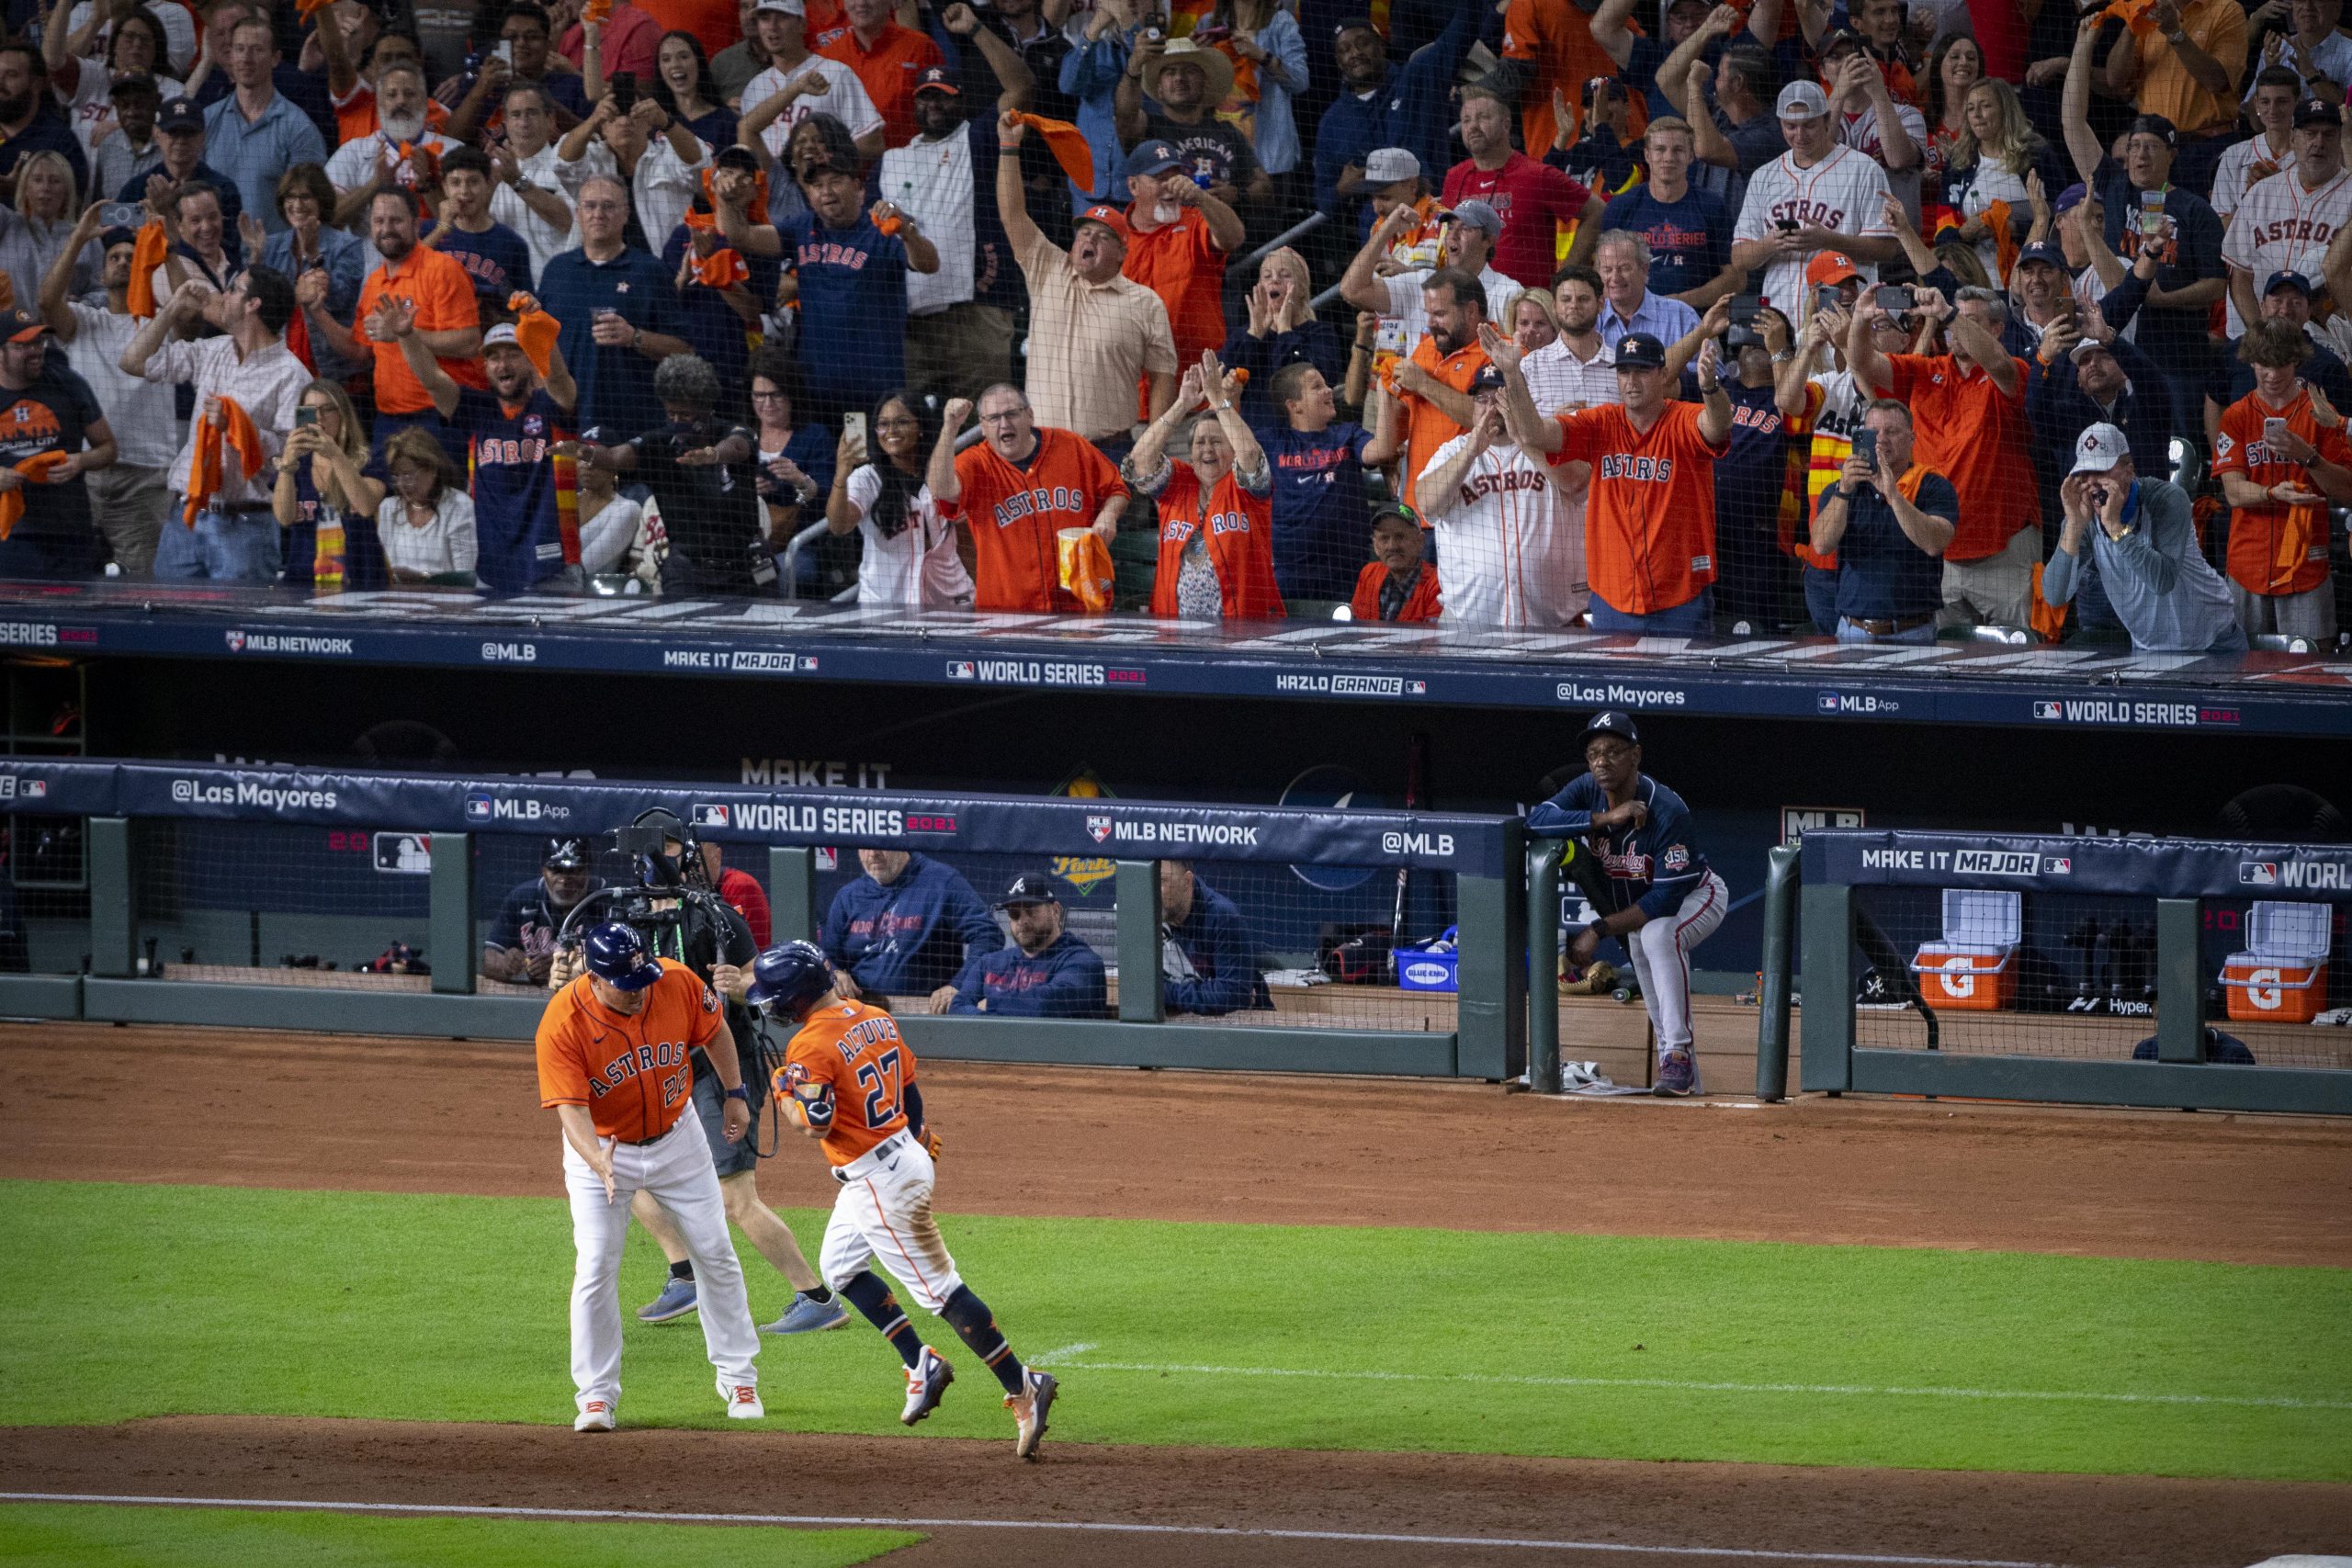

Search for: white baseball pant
xmin=1626 ymin=871 xmax=1729 ymax=1068
xmin=819 ymin=1131 xmax=964 ymax=1313
xmin=562 ymin=1113 xmax=760 ymax=1416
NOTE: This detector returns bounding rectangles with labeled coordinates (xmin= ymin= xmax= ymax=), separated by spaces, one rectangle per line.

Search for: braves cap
xmin=2266 ymin=269 xmax=2316 ymax=296
xmin=2294 ymin=96 xmax=2339 ymax=129
xmin=993 ymin=872 xmax=1061 ymax=909
xmin=2070 ymin=422 xmax=2130 ymax=476
xmin=1578 ymin=710 xmax=1641 ymax=750
xmin=1076 ymin=203 xmax=1131 ymax=243
xmin=1819 ymin=25 xmax=1864 ymax=54
xmin=156 ymin=97 xmax=205 ymax=135
xmin=2015 ymin=240 xmax=2067 ymax=272
xmin=1363 ymin=146 xmax=1419 ymax=184
xmin=1440 ymin=197 xmax=1502 ymax=237
xmin=1124 ymin=139 xmax=1182 ymax=177
xmin=914 ymin=63 xmax=957 ymax=95
xmin=1775 ymin=80 xmax=1829 ymax=119
xmin=543 ymin=835 xmax=589 ymax=870
xmin=1613 ymin=332 xmax=1668 ymax=368
xmin=0 ymin=308 xmax=51 ymax=344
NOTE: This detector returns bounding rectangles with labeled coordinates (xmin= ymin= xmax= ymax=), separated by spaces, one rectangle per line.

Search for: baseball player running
xmin=1525 ymin=713 xmax=1727 ymax=1096
xmin=535 ymin=922 xmax=764 ymax=1431
xmin=745 ymin=941 xmax=1061 ymax=1459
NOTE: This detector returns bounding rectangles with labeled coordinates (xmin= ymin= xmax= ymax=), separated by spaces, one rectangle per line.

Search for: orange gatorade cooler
xmin=1909 ymin=890 xmax=2020 ymax=1011
xmin=2221 ymin=901 xmax=2333 ymax=1024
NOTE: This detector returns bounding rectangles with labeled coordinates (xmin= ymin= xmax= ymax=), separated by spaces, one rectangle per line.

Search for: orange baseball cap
xmin=1805 ymin=253 xmax=1861 ymax=288
xmin=1076 ymin=205 xmax=1130 ymax=245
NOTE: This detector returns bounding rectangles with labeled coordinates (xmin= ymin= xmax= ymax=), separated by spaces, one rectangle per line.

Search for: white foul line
xmin=0 ymin=1492 xmax=2075 ymax=1567
xmin=1026 ymin=1358 xmax=2351 ymax=1413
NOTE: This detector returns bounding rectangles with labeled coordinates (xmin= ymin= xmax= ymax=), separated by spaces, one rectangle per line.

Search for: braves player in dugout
xmin=746 ymin=941 xmax=1061 ymax=1459
xmin=535 ymin=921 xmax=764 ymax=1432
xmin=1526 ymin=712 xmax=1727 ymax=1097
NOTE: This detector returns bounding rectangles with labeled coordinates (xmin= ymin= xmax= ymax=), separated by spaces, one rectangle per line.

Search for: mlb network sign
xmin=2241 ymin=859 xmax=2352 ymax=891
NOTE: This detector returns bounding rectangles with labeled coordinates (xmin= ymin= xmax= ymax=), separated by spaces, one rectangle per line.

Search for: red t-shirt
xmin=1442 ymin=152 xmax=1593 ymax=288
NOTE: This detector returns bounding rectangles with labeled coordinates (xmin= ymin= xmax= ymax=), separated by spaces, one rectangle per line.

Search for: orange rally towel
xmin=511 ymin=306 xmax=560 ymax=378
xmin=1009 ymin=113 xmax=1095 ymax=193
xmin=692 ymin=247 xmax=749 ymax=288
xmin=0 ymin=452 xmax=74 ymax=539
xmin=1982 ymin=198 xmax=2019 ymax=283
xmin=127 ymin=219 xmax=168 ymax=319
xmin=582 ymin=0 xmax=613 ymax=24
xmin=684 ymin=204 xmax=718 ymax=233
xmin=1057 ymin=527 xmax=1114 ymax=613
xmin=296 ymin=0 xmax=333 ymax=16
xmin=182 ymin=397 xmax=266 ymax=527
xmin=2102 ymin=0 xmax=2161 ymax=34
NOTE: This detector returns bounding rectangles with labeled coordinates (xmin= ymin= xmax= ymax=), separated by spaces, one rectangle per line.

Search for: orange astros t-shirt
xmin=819 ymin=20 xmax=941 ymax=147
xmin=536 ymin=962 xmax=724 ymax=1144
xmin=1549 ymin=400 xmax=1729 ymax=615
xmin=947 ymin=428 xmax=1125 ymax=612
xmin=1868 ymin=353 xmax=2039 ymax=561
xmin=777 ymin=998 xmax=917 ymax=1168
xmin=2214 ymin=385 xmax=2350 ymax=596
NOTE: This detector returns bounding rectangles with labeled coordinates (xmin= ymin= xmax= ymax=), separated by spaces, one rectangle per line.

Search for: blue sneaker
xmin=761 ymin=1292 xmax=852 ymax=1335
xmin=637 ymin=1276 xmax=698 ymax=1323
xmin=1654 ymin=1050 xmax=1696 ymax=1098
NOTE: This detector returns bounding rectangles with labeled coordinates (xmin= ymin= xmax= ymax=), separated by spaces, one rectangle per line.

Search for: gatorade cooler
xmin=1909 ymin=889 xmax=2021 ymax=1010
xmin=2221 ymin=901 xmax=2333 ymax=1024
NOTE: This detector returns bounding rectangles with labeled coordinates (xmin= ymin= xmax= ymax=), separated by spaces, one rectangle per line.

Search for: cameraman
xmin=553 ymin=811 xmax=847 ymax=1337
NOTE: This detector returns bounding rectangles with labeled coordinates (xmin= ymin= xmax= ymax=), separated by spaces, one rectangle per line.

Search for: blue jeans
xmin=153 ymin=504 xmax=282 ymax=581
xmin=2204 ymin=622 xmax=2250 ymax=655
xmin=1836 ymin=616 xmax=1937 ymax=645
xmin=1589 ymin=589 xmax=1713 ymax=635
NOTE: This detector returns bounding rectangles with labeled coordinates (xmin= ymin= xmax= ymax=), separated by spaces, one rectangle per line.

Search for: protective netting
xmin=1849 ymin=884 xmax=2352 ymax=1071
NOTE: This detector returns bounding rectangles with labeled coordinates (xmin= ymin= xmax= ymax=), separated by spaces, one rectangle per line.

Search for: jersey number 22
xmin=856 ymin=1047 xmax=902 ymax=1130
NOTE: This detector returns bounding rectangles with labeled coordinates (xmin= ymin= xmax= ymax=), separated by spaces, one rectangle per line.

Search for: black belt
xmin=1849 ymin=611 xmax=1935 ymax=636
xmin=206 ymin=502 xmax=276 ymax=516
xmin=620 ymin=1122 xmax=678 ymax=1147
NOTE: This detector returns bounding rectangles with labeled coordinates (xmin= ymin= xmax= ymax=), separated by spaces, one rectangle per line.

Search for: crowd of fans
xmin=0 ymin=0 xmax=2346 ymax=649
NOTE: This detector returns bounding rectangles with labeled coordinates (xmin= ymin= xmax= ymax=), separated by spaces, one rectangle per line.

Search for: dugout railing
xmin=1776 ymin=829 xmax=2352 ymax=1116
xmin=0 ymin=759 xmax=1527 ymax=1081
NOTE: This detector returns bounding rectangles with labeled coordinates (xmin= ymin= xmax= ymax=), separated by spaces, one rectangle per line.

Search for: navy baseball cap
xmin=100 ymin=225 xmax=139 ymax=251
xmin=1125 ymin=140 xmax=1183 ymax=178
xmin=2267 ymin=269 xmax=2316 ymax=297
xmin=913 ymin=63 xmax=958 ymax=96
xmin=2294 ymin=96 xmax=2339 ymax=129
xmin=1613 ymin=333 xmax=1668 ymax=369
xmin=581 ymin=921 xmax=662 ymax=991
xmin=993 ymin=872 xmax=1061 ymax=909
xmin=2016 ymin=241 xmax=2066 ymax=272
xmin=1332 ymin=15 xmax=1379 ymax=36
xmin=543 ymin=836 xmax=589 ymax=870
xmin=1469 ymin=364 xmax=1508 ymax=393
xmin=1579 ymin=711 xmax=1641 ymax=750
xmin=156 ymin=97 xmax=205 ymax=135
xmin=2125 ymin=113 xmax=2177 ymax=147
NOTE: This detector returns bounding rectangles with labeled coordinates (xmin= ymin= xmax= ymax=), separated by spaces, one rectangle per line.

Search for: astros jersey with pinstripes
xmin=780 ymin=998 xmax=919 ymax=1168
xmin=1416 ymin=434 xmax=1588 ymax=626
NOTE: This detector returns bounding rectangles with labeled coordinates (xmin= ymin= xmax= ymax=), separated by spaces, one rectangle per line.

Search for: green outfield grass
xmin=0 ymin=1503 xmax=918 ymax=1566
xmin=2 ymin=1179 xmax=2346 ymax=1481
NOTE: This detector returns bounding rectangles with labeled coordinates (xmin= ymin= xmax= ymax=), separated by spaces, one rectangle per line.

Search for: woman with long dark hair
xmin=650 ymin=28 xmax=738 ymax=152
xmin=825 ymin=391 xmax=973 ymax=606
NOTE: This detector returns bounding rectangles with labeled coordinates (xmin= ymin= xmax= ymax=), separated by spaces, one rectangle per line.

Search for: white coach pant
xmin=819 ymin=1131 xmax=965 ymax=1313
xmin=1625 ymin=871 xmax=1729 ymax=1066
xmin=562 ymin=1114 xmax=760 ymax=1415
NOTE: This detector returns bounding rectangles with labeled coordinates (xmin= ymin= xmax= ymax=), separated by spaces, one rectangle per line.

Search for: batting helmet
xmin=743 ymin=941 xmax=834 ymax=1018
xmin=581 ymin=921 xmax=662 ymax=991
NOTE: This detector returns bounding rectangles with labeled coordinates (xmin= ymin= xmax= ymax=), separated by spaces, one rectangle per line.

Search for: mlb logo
xmin=464 ymin=792 xmax=493 ymax=822
xmin=693 ymin=804 xmax=729 ymax=829
xmin=1816 ymin=693 xmax=1841 ymax=713
xmin=22 ymin=779 xmax=42 ymax=798
xmin=816 ymin=848 xmax=839 ymax=871
xmin=802 ymin=656 xmax=819 ymax=671
xmin=2033 ymin=701 xmax=2064 ymax=720
xmin=2242 ymin=862 xmax=2279 ymax=886
xmin=1086 ymin=815 xmax=1113 ymax=842
xmin=225 ymin=630 xmax=247 ymax=651
xmin=947 ymin=660 xmax=976 ymax=679
xmin=2048 ymin=857 xmax=2071 ymax=874
xmin=1408 ymin=681 xmax=1426 ymax=694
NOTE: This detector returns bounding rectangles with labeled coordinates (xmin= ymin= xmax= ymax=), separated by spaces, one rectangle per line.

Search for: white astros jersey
xmin=1417 ymin=435 xmax=1589 ymax=626
xmin=2220 ymin=165 xmax=2352 ymax=337
xmin=1733 ymin=145 xmax=1894 ymax=314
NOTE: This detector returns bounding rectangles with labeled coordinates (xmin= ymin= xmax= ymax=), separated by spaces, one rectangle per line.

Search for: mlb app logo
xmin=2242 ymin=862 xmax=2279 ymax=886
xmin=1086 ymin=815 xmax=1114 ymax=842
xmin=692 ymin=804 xmax=730 ymax=829
xmin=946 ymin=660 xmax=976 ymax=680
xmin=2033 ymin=701 xmax=2064 ymax=720
xmin=464 ymin=792 xmax=494 ymax=823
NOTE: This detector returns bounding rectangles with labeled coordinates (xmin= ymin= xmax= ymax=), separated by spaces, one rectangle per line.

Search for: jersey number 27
xmin=855 ymin=1047 xmax=902 ymax=1130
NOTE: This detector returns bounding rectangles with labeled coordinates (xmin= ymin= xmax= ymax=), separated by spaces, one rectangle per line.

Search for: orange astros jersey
xmin=1549 ymin=400 xmax=1729 ymax=616
xmin=949 ymin=430 xmax=1125 ymax=613
xmin=778 ymin=998 xmax=919 ymax=1168
xmin=536 ymin=962 xmax=724 ymax=1143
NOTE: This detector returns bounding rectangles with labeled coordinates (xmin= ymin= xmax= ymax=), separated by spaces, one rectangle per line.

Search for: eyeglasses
xmin=749 ymin=389 xmax=787 ymax=401
xmin=978 ymin=409 xmax=1028 ymax=424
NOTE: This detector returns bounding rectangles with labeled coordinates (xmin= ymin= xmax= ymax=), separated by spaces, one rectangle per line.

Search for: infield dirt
xmin=4 ymin=1021 xmax=2349 ymax=1565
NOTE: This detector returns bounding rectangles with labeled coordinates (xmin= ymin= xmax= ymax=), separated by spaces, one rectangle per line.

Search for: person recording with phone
xmin=2046 ymin=423 xmax=2243 ymax=654
xmin=1677 ymin=293 xmax=1800 ymax=627
xmin=1809 ymin=399 xmax=1956 ymax=644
